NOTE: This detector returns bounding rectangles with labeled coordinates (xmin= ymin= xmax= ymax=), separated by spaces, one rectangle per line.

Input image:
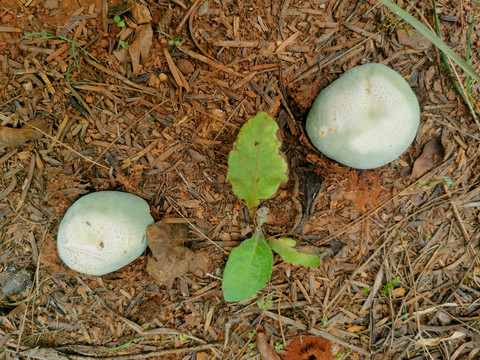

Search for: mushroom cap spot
xmin=57 ymin=191 xmax=154 ymax=276
xmin=306 ymin=63 xmax=420 ymax=169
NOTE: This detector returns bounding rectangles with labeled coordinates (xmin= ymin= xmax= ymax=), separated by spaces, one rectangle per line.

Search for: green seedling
xmin=113 ymin=15 xmax=126 ymax=28
xmin=275 ymin=342 xmax=283 ymax=350
xmin=248 ymin=342 xmax=255 ymax=355
xmin=119 ymin=40 xmax=128 ymax=48
xmin=375 ymin=16 xmax=410 ymax=35
xmin=380 ymin=276 xmax=400 ymax=296
xmin=247 ymin=331 xmax=256 ymax=355
xmin=364 ymin=286 xmax=370 ymax=295
xmin=222 ymin=112 xmax=321 ymax=302
xmin=257 ymin=296 xmax=273 ymax=309
xmin=322 ymin=317 xmax=328 ymax=326
xmin=159 ymin=31 xmax=184 ymax=46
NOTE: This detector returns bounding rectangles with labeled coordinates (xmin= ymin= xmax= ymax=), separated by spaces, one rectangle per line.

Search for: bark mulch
xmin=0 ymin=0 xmax=479 ymax=359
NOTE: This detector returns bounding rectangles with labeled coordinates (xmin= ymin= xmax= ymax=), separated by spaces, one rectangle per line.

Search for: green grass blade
xmin=19 ymin=32 xmax=54 ymax=40
xmin=56 ymin=34 xmax=100 ymax=63
xmin=19 ymin=32 xmax=100 ymax=64
xmin=378 ymin=0 xmax=480 ymax=82
xmin=107 ymin=337 xmax=146 ymax=351
xmin=466 ymin=0 xmax=479 ymax=96
xmin=432 ymin=0 xmax=469 ymax=104
xmin=66 ymin=65 xmax=75 ymax=94
xmin=71 ymin=42 xmax=80 ymax=69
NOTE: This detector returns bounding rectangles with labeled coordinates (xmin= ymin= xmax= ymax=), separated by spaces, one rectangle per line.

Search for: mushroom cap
xmin=57 ymin=191 xmax=154 ymax=276
xmin=306 ymin=63 xmax=420 ymax=169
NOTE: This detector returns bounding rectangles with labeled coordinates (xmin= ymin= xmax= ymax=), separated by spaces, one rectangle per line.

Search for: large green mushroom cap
xmin=57 ymin=191 xmax=154 ymax=276
xmin=306 ymin=63 xmax=420 ymax=169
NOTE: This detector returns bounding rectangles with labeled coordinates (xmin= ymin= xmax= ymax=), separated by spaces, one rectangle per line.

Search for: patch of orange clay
xmin=282 ymin=336 xmax=333 ymax=360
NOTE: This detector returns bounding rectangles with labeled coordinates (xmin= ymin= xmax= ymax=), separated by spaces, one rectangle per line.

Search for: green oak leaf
xmin=227 ymin=112 xmax=288 ymax=211
xmin=267 ymin=238 xmax=321 ymax=268
xmin=223 ymin=229 xmax=273 ymax=302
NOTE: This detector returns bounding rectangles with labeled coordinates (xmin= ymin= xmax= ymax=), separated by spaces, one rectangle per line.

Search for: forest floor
xmin=0 ymin=0 xmax=479 ymax=359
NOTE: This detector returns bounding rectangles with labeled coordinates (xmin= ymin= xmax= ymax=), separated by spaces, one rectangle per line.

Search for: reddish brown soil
xmin=282 ymin=336 xmax=333 ymax=360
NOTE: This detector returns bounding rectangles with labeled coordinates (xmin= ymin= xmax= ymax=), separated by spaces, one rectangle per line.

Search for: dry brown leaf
xmin=130 ymin=3 xmax=152 ymax=24
xmin=146 ymin=220 xmax=195 ymax=286
xmin=196 ymin=352 xmax=209 ymax=360
xmin=128 ymin=41 xmax=141 ymax=76
xmin=416 ymin=330 xmax=465 ymax=347
xmin=176 ymin=58 xmax=195 ymax=74
xmin=347 ymin=324 xmax=365 ymax=333
xmin=256 ymin=332 xmax=281 ymax=360
xmin=164 ymin=48 xmax=190 ymax=91
xmin=19 ymin=348 xmax=70 ymax=360
xmin=397 ymin=29 xmax=432 ymax=50
xmin=393 ymin=286 xmax=406 ymax=297
xmin=0 ymin=118 xmax=48 ymax=147
xmin=411 ymin=138 xmax=445 ymax=178
xmin=129 ymin=24 xmax=153 ymax=76
xmin=170 ymin=0 xmax=187 ymax=9
xmin=188 ymin=250 xmax=213 ymax=277
xmin=0 ymin=303 xmax=26 ymax=318
xmin=113 ymin=47 xmax=129 ymax=63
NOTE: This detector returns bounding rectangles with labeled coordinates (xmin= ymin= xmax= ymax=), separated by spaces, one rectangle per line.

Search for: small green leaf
xmin=443 ymin=177 xmax=453 ymax=188
xmin=256 ymin=295 xmax=273 ymax=309
xmin=379 ymin=276 xmax=400 ymax=296
xmin=267 ymin=238 xmax=320 ymax=268
xmin=114 ymin=15 xmax=121 ymax=23
xmin=227 ymin=112 xmax=288 ymax=212
xmin=119 ymin=40 xmax=128 ymax=48
xmin=223 ymin=229 xmax=273 ymax=302
xmin=117 ymin=20 xmax=125 ymax=28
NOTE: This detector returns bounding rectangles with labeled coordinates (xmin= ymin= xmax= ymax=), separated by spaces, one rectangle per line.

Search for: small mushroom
xmin=306 ymin=63 xmax=420 ymax=169
xmin=57 ymin=191 xmax=154 ymax=276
